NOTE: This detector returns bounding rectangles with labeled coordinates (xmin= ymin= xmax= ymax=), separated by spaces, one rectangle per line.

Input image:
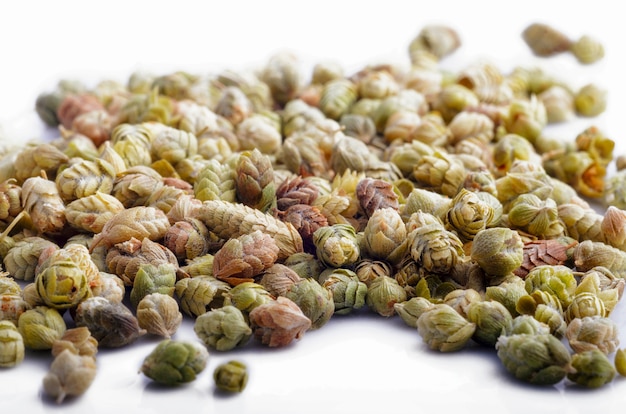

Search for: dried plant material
xmin=51 ymin=327 xmax=98 ymax=359
xmin=112 ymin=165 xmax=164 ymax=208
xmin=163 ymin=219 xmax=211 ymax=261
xmin=566 ymin=316 xmax=619 ymax=354
xmin=17 ymin=306 xmax=66 ymax=350
xmin=11 ymin=144 xmax=65 ymax=182
xmin=105 ymin=237 xmax=181 ymax=286
xmin=248 ymin=296 xmax=312 ymax=347
xmin=74 ymin=297 xmax=146 ymax=348
xmin=194 ymin=159 xmax=237 ymax=202
xmin=197 ymin=200 xmax=303 ymax=260
xmin=275 ymin=176 xmax=319 ymax=211
xmin=409 ymin=24 xmax=461 ymax=61
xmin=194 ymin=305 xmax=252 ymax=351
xmin=235 ymin=149 xmax=276 ymax=213
xmin=136 ymin=292 xmax=183 ymax=339
xmin=522 ymin=23 xmax=572 ymax=57
xmin=0 ymin=320 xmax=25 ymax=368
xmin=175 ymin=276 xmax=231 ymax=318
xmin=259 ymin=263 xmax=302 ymax=298
xmin=275 ymin=204 xmax=328 ymax=253
xmin=513 ymin=237 xmax=577 ymax=278
xmin=42 ymin=349 xmax=97 ymax=404
xmin=57 ymin=93 xmax=104 ymax=129
xmin=129 ymin=263 xmax=177 ymax=309
xmin=362 ymin=207 xmax=407 ymax=265
xmin=416 ymin=303 xmax=476 ymax=352
xmin=139 ymin=339 xmax=209 ymax=386
xmin=90 ymin=206 xmax=170 ymax=251
xmin=0 ymin=179 xmax=22 ymax=224
xmin=213 ymin=360 xmax=249 ymax=393
xmin=366 ymin=275 xmax=407 ymax=317
xmin=56 ymin=158 xmax=116 ymax=203
xmin=213 ymin=230 xmax=280 ymax=286
xmin=355 ymin=177 xmax=399 ymax=218
xmin=573 ymin=240 xmax=626 ymax=278
xmin=570 ymin=35 xmax=605 ymax=64
xmin=65 ymin=191 xmax=125 ymax=234
xmin=21 ymin=174 xmax=66 ymax=235
xmin=0 ymin=294 xmax=31 ymax=325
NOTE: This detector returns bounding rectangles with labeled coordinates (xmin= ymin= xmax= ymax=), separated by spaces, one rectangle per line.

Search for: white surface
xmin=1 ymin=1 xmax=626 ymax=413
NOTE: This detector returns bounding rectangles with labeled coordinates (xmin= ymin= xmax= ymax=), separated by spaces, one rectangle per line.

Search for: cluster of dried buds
xmin=0 ymin=22 xmax=623 ymax=399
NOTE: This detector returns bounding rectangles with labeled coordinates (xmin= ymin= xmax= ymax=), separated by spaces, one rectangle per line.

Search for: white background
xmin=1 ymin=1 xmax=626 ymax=413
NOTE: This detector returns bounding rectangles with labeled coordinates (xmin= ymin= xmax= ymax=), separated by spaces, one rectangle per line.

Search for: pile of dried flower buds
xmin=0 ymin=21 xmax=624 ymax=400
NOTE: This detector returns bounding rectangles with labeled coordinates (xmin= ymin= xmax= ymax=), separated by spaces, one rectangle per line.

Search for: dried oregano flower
xmin=524 ymin=264 xmax=577 ymax=309
xmin=248 ymin=296 xmax=311 ymax=347
xmin=284 ymin=278 xmax=334 ymax=330
xmin=21 ymin=174 xmax=66 ymax=235
xmin=312 ymin=223 xmax=360 ymax=268
xmin=521 ymin=23 xmax=572 ymax=57
xmin=564 ymin=292 xmax=606 ymax=323
xmin=213 ymin=360 xmax=248 ymax=393
xmin=484 ymin=276 xmax=528 ymax=317
xmin=13 ymin=143 xmax=69 ymax=184
xmin=394 ymin=296 xmax=436 ymax=329
xmin=466 ymin=300 xmax=513 ymax=347
xmin=366 ymin=275 xmax=407 ymax=317
xmin=567 ymin=349 xmax=615 ymax=388
xmin=194 ymin=305 xmax=252 ymax=351
xmin=470 ymin=227 xmax=523 ymax=277
xmin=42 ymin=349 xmax=97 ymax=404
xmin=0 ymin=320 xmax=25 ymax=368
xmin=136 ymin=293 xmax=183 ymax=339
xmin=129 ymin=263 xmax=177 ymax=309
xmin=416 ymin=303 xmax=476 ymax=352
xmin=566 ymin=316 xmax=619 ymax=354
xmin=222 ymin=282 xmax=274 ymax=315
xmin=106 ymin=237 xmax=181 ymax=287
xmin=55 ymin=158 xmax=116 ymax=203
xmin=175 ymin=276 xmax=231 ymax=318
xmin=17 ymin=305 xmax=66 ymax=350
xmin=90 ymin=206 xmax=170 ymax=252
xmin=496 ymin=333 xmax=572 ymax=385
xmin=111 ymin=165 xmax=164 ymax=208
xmin=74 ymin=297 xmax=145 ymax=348
xmin=509 ymin=315 xmax=550 ymax=336
xmin=445 ymin=188 xmax=495 ymax=242
xmin=361 ymin=207 xmax=407 ymax=265
xmin=65 ymin=191 xmax=125 ymax=234
xmin=258 ymin=263 xmax=301 ymax=298
xmin=194 ymin=158 xmax=236 ymax=202
xmin=197 ymin=199 xmax=303 ymax=260
xmin=318 ymin=268 xmax=367 ymax=315
xmin=573 ymin=240 xmax=626 ymax=278
xmin=235 ymin=149 xmax=276 ymax=213
xmin=140 ymin=339 xmax=209 ymax=386
xmin=408 ymin=24 xmax=461 ymax=61
xmin=51 ymin=327 xmax=98 ymax=359
xmin=35 ymin=254 xmax=90 ymax=310
xmin=212 ymin=230 xmax=280 ymax=286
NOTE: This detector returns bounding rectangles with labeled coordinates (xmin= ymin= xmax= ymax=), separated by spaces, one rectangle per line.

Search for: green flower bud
xmin=525 ymin=265 xmax=577 ymax=309
xmin=213 ymin=360 xmax=249 ymax=393
xmin=416 ymin=303 xmax=477 ymax=352
xmin=223 ymin=282 xmax=274 ymax=315
xmin=470 ymin=227 xmax=523 ymax=277
xmin=17 ymin=306 xmax=66 ymax=351
xmin=366 ymin=276 xmax=407 ymax=317
xmin=0 ymin=320 xmax=25 ymax=368
xmin=564 ymin=292 xmax=606 ymax=324
xmin=284 ymin=278 xmax=334 ymax=330
xmin=35 ymin=259 xmax=91 ymax=310
xmin=509 ymin=315 xmax=550 ymax=336
xmin=312 ymin=224 xmax=360 ymax=268
xmin=485 ymin=276 xmax=527 ymax=317
xmin=446 ymin=188 xmax=495 ymax=242
xmin=140 ymin=339 xmax=210 ymax=386
xmin=175 ymin=276 xmax=231 ymax=318
xmin=319 ymin=268 xmax=368 ymax=315
xmin=566 ymin=316 xmax=619 ymax=354
xmin=129 ymin=263 xmax=177 ymax=309
xmin=466 ymin=300 xmax=513 ymax=347
xmin=194 ymin=305 xmax=252 ymax=351
xmin=567 ymin=349 xmax=615 ymax=388
xmin=394 ymin=296 xmax=436 ymax=329
xmin=496 ymin=333 xmax=571 ymax=385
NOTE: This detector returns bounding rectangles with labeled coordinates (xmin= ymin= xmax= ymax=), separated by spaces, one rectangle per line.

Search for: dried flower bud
xmin=57 ymin=93 xmax=104 ymax=129
xmin=3 ymin=237 xmax=59 ymax=282
xmin=615 ymin=349 xmax=626 ymax=377
xmin=573 ymin=240 xmax=626 ymax=278
xmin=194 ymin=305 xmax=252 ymax=351
xmin=175 ymin=276 xmax=231 ymax=318
xmin=65 ymin=191 xmax=125 ymax=234
xmin=564 ymin=292 xmax=606 ymax=323
xmin=320 ymin=79 xmax=358 ymax=120
xmin=35 ymin=257 xmax=90 ymax=310
xmin=567 ymin=349 xmax=615 ymax=388
xmin=56 ymin=158 xmax=116 ymax=203
xmin=566 ymin=316 xmax=619 ymax=355
xmin=284 ymin=278 xmax=334 ymax=329
xmin=74 ymin=297 xmax=145 ymax=348
xmin=466 ymin=300 xmax=513 ymax=347
xmin=412 ymin=151 xmax=466 ymax=197
xmin=223 ymin=281 xmax=274 ymax=315
xmin=509 ymin=314 xmax=550 ymax=336
xmin=21 ymin=175 xmax=66 ymax=235
xmin=570 ymin=35 xmax=604 ymax=64
xmin=522 ymin=23 xmax=572 ymax=57
xmin=312 ymin=224 xmax=360 ymax=268
xmin=470 ymin=227 xmax=523 ymax=277
xmin=366 ymin=275 xmax=407 ymax=317
xmin=506 ymin=194 xmax=564 ymax=239
xmin=140 ymin=339 xmax=209 ymax=386
xmin=394 ymin=296 xmax=436 ymax=328
xmin=129 ymin=263 xmax=177 ymax=309
xmin=484 ymin=276 xmax=528 ymax=317
xmin=90 ymin=206 xmax=171 ymax=252
xmin=249 ymin=296 xmax=312 ymax=347
xmin=496 ymin=333 xmax=572 ymax=385
xmin=17 ymin=305 xmax=66 ymax=350
xmin=136 ymin=293 xmax=183 ymax=339
xmin=213 ymin=360 xmax=248 ymax=393
xmin=446 ymin=188 xmax=495 ymax=242
xmin=42 ymin=349 xmax=97 ymax=404
xmin=361 ymin=207 xmax=407 ymax=265
xmin=409 ymin=25 xmax=461 ymax=61
xmin=575 ymin=83 xmax=607 ymax=117
xmin=416 ymin=303 xmax=476 ymax=352
xmin=51 ymin=327 xmax=98 ymax=359
xmin=260 ymin=52 xmax=303 ymax=107
xmin=0 ymin=320 xmax=25 ymax=368
xmin=319 ymin=268 xmax=367 ymax=315
xmin=524 ymin=264 xmax=577 ymax=310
